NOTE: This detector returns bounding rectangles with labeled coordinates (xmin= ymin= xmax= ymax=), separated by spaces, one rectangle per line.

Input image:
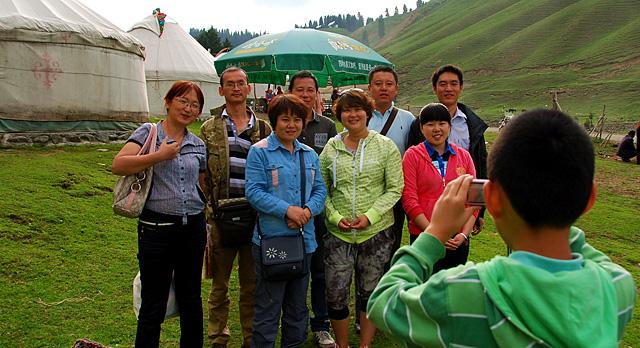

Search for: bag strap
xmin=137 ymin=123 xmax=158 ymax=155
xmin=299 ymin=150 xmax=306 ymax=207
xmin=259 ymin=119 xmax=266 ymax=139
xmin=297 ymin=149 xmax=306 ymax=238
xmin=379 ymin=107 xmax=398 ymax=136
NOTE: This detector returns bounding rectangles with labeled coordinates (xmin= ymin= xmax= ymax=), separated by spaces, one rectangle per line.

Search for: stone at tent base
xmin=0 ymin=131 xmax=132 ymax=147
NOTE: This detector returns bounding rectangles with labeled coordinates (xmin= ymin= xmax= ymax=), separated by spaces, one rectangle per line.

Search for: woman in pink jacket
xmin=402 ymin=103 xmax=477 ymax=273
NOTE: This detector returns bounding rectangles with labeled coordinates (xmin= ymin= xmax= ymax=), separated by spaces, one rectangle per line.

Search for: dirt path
xmin=487 ymin=127 xmax=626 ymax=142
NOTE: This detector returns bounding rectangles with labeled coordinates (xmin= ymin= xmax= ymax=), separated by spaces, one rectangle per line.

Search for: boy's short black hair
xmin=419 ymin=103 xmax=451 ymax=125
xmin=628 ymin=130 xmax=636 ymax=137
xmin=267 ymin=94 xmax=309 ymax=129
xmin=431 ymin=64 xmax=463 ymax=87
xmin=488 ymin=109 xmax=594 ymax=228
xmin=288 ymin=70 xmax=319 ymax=92
xmin=368 ymin=65 xmax=398 ymax=84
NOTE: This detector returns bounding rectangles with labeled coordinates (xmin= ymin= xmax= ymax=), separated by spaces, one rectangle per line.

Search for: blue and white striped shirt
xmin=127 ymin=122 xmax=207 ymax=223
xmin=222 ymin=109 xmax=256 ymax=197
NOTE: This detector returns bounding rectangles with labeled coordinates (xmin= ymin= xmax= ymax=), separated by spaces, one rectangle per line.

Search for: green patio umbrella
xmin=214 ymin=29 xmax=393 ymax=87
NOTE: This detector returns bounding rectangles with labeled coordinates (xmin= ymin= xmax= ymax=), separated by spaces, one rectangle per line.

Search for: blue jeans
xmin=135 ymin=210 xmax=206 ymax=348
xmin=251 ymin=245 xmax=312 ymax=348
xmin=310 ymin=214 xmax=330 ymax=332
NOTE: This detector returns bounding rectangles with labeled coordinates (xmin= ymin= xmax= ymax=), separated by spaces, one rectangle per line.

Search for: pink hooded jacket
xmin=402 ymin=142 xmax=476 ymax=235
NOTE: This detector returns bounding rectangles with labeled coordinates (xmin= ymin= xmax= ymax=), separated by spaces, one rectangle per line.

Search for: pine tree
xmin=394 ymin=6 xmax=399 ymax=15
xmin=377 ymin=15 xmax=385 ymax=37
xmin=403 ymin=4 xmax=408 ymax=13
xmin=222 ymin=38 xmax=232 ymax=50
xmin=197 ymin=27 xmax=222 ymax=55
xmin=385 ymin=8 xmax=390 ymax=17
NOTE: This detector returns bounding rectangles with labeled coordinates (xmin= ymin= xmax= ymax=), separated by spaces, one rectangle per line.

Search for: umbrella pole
xmin=253 ymin=83 xmax=258 ymax=112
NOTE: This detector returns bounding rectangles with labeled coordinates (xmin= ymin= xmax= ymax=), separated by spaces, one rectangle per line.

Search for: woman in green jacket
xmin=319 ymin=89 xmax=403 ymax=348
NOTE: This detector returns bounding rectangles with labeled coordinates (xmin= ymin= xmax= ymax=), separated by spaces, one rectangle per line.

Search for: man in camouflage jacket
xmin=201 ymin=67 xmax=271 ymax=348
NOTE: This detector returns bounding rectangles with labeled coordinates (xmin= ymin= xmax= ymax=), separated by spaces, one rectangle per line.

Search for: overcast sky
xmin=79 ymin=0 xmax=418 ymax=33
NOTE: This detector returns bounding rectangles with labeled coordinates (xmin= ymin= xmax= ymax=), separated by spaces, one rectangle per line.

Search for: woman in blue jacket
xmin=245 ymin=94 xmax=327 ymax=347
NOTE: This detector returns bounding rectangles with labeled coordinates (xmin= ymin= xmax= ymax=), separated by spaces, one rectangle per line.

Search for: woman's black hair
xmin=419 ymin=103 xmax=451 ymax=125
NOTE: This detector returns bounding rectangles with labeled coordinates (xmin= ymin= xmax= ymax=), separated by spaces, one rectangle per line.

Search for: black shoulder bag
xmin=258 ymin=150 xmax=309 ymax=281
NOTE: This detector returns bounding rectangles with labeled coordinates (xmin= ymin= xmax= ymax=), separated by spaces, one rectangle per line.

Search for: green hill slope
xmin=370 ymin=0 xmax=640 ymax=124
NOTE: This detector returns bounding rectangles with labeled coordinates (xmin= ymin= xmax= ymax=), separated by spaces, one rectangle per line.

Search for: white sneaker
xmin=313 ymin=330 xmax=336 ymax=348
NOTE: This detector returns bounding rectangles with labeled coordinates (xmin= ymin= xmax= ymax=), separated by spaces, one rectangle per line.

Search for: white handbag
xmin=132 ymin=271 xmax=179 ymax=320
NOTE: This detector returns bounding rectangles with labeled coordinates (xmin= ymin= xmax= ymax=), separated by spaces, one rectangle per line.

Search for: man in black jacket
xmin=407 ymin=64 xmax=488 ymax=231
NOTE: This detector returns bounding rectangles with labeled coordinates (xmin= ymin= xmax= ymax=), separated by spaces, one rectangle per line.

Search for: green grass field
xmin=0 ymin=128 xmax=638 ymax=347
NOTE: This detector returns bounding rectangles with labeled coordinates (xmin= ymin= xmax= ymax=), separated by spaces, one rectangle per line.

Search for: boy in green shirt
xmin=368 ymin=109 xmax=636 ymax=347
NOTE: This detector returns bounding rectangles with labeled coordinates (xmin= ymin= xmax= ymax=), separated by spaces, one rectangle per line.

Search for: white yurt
xmin=0 ymin=0 xmax=148 ymax=145
xmin=128 ymin=10 xmax=224 ymax=117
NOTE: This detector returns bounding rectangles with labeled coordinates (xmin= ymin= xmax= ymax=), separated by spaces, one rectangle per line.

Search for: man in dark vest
xmin=288 ymin=70 xmax=337 ymax=348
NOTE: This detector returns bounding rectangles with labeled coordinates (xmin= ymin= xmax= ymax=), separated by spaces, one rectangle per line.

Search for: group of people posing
xmin=112 ymin=63 xmax=636 ymax=348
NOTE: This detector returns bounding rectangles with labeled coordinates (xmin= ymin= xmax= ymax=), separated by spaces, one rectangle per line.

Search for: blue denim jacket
xmin=245 ymin=133 xmax=327 ymax=252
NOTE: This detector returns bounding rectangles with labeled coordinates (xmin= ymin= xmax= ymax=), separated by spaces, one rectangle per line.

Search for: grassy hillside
xmin=320 ymin=27 xmax=352 ymax=37
xmin=361 ymin=0 xmax=640 ymax=125
xmin=350 ymin=10 xmax=422 ymax=49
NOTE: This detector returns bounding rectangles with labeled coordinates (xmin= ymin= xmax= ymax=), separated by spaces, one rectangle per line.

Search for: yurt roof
xmin=0 ymin=0 xmax=144 ymax=57
xmin=128 ymin=14 xmax=218 ymax=83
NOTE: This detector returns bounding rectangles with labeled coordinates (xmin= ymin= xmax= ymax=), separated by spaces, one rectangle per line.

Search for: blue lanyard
xmin=423 ymin=141 xmax=447 ymax=178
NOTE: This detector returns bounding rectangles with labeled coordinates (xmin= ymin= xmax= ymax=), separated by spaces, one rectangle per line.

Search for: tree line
xmin=296 ymin=1 xmax=427 ymax=34
xmin=189 ymin=27 xmax=263 ymax=55
xmin=189 ymin=1 xmax=430 ymax=54
xmin=296 ymin=13 xmax=368 ymax=32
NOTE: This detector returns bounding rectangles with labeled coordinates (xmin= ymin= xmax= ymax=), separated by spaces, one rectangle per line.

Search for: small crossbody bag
xmin=214 ymin=197 xmax=256 ymax=246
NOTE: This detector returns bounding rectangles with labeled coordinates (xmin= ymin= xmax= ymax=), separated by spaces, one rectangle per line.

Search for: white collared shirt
xmin=449 ymin=107 xmax=470 ymax=150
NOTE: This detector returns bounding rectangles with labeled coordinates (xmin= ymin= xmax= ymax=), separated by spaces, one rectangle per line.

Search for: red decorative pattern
xmin=32 ymin=51 xmax=63 ymax=88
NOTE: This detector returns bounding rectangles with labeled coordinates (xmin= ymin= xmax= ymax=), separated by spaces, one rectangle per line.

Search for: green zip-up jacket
xmin=367 ymin=227 xmax=636 ymax=347
xmin=319 ymin=130 xmax=403 ymax=244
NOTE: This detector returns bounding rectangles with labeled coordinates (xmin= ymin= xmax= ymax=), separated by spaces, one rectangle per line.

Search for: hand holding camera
xmin=425 ymin=175 xmax=482 ymax=245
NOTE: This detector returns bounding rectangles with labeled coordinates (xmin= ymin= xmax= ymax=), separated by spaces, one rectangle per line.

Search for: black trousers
xmin=384 ymin=201 xmax=406 ymax=271
xmin=135 ymin=210 xmax=206 ymax=348
xmin=409 ymin=233 xmax=470 ymax=273
xmin=309 ymin=213 xmax=330 ymax=332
